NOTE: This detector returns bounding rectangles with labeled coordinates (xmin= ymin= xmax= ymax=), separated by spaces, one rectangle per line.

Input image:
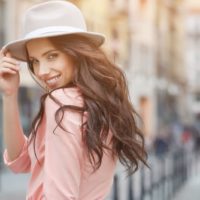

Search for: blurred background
xmin=0 ymin=0 xmax=200 ymax=199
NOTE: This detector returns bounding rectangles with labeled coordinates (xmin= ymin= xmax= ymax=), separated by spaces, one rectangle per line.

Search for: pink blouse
xmin=4 ymin=87 xmax=117 ymax=200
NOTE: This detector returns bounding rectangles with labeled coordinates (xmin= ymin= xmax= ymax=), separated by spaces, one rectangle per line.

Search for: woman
xmin=0 ymin=1 xmax=147 ymax=199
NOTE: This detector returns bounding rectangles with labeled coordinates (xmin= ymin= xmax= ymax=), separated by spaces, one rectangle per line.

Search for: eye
xmin=28 ymin=59 xmax=39 ymax=73
xmin=47 ymin=53 xmax=58 ymax=60
xmin=30 ymin=59 xmax=39 ymax=66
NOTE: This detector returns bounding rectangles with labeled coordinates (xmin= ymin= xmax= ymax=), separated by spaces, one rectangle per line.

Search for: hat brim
xmin=3 ymin=31 xmax=105 ymax=61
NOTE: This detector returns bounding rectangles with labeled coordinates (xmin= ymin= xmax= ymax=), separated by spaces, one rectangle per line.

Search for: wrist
xmin=2 ymin=91 xmax=18 ymax=100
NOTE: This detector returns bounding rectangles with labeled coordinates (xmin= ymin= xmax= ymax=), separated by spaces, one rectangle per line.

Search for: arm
xmin=0 ymin=49 xmax=31 ymax=172
xmin=3 ymin=94 xmax=26 ymax=161
xmin=43 ymin=89 xmax=84 ymax=199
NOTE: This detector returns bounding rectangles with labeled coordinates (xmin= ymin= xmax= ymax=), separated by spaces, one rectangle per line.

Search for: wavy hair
xmin=26 ymin=35 xmax=148 ymax=174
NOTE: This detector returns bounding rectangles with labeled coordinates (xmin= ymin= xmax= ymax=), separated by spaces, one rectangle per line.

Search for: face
xmin=26 ymin=38 xmax=75 ymax=91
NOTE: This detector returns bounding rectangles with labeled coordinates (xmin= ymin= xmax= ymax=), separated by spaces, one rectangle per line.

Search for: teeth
xmin=46 ymin=75 xmax=60 ymax=84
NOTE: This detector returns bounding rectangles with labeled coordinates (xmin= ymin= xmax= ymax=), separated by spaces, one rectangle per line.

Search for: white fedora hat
xmin=3 ymin=0 xmax=105 ymax=61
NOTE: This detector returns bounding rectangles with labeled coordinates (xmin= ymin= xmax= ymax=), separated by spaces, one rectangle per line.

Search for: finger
xmin=0 ymin=47 xmax=7 ymax=58
xmin=1 ymin=57 xmax=20 ymax=66
xmin=0 ymin=67 xmax=17 ymax=75
xmin=5 ymin=51 xmax=21 ymax=66
xmin=6 ymin=51 xmax=12 ymax=58
xmin=0 ymin=62 xmax=20 ymax=72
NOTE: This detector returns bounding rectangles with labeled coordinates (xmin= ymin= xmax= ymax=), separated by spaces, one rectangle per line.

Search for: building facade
xmin=127 ymin=0 xmax=157 ymax=141
xmin=185 ymin=1 xmax=200 ymax=128
xmin=127 ymin=0 xmax=191 ymax=143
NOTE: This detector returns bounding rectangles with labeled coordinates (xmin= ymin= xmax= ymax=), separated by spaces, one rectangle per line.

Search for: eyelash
xmin=47 ymin=53 xmax=58 ymax=60
xmin=29 ymin=53 xmax=58 ymax=70
xmin=29 ymin=60 xmax=38 ymax=72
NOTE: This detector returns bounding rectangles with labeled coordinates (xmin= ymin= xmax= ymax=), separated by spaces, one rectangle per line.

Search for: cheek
xmin=60 ymin=62 xmax=75 ymax=80
xmin=66 ymin=60 xmax=75 ymax=74
xmin=58 ymin=55 xmax=75 ymax=79
xmin=67 ymin=66 xmax=75 ymax=80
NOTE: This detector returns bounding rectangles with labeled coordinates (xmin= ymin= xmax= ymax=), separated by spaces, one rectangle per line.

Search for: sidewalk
xmin=0 ymin=168 xmax=29 ymax=200
xmin=172 ymin=174 xmax=200 ymax=200
xmin=172 ymin=157 xmax=200 ymax=200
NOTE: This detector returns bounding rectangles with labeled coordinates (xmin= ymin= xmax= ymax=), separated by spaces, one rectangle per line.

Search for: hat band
xmin=24 ymin=26 xmax=85 ymax=39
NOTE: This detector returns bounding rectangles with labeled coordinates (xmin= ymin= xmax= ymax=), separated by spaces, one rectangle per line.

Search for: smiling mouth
xmin=45 ymin=75 xmax=61 ymax=88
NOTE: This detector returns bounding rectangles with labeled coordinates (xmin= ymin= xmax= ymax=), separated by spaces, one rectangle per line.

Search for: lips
xmin=45 ymin=74 xmax=61 ymax=89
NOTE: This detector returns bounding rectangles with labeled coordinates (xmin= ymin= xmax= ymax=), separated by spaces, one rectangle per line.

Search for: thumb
xmin=0 ymin=47 xmax=6 ymax=58
xmin=5 ymin=51 xmax=12 ymax=58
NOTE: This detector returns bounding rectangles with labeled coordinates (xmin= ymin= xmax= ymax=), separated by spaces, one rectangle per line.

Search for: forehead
xmin=26 ymin=38 xmax=54 ymax=56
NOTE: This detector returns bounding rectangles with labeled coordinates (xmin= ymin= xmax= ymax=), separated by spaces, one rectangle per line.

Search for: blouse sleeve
xmin=43 ymin=88 xmax=85 ymax=200
xmin=3 ymin=136 xmax=31 ymax=173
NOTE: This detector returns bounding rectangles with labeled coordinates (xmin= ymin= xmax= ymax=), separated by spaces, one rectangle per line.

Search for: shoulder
xmin=45 ymin=87 xmax=84 ymax=108
xmin=44 ymin=87 xmax=86 ymax=128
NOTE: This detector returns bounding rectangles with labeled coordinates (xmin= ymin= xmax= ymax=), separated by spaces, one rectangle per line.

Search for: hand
xmin=0 ymin=48 xmax=20 ymax=96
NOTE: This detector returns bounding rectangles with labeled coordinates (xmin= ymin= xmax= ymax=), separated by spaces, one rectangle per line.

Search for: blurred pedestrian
xmin=154 ymin=135 xmax=169 ymax=158
xmin=153 ymin=126 xmax=171 ymax=158
xmin=0 ymin=1 xmax=148 ymax=199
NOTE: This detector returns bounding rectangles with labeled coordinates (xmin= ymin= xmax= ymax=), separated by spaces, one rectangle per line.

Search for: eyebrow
xmin=29 ymin=49 xmax=58 ymax=59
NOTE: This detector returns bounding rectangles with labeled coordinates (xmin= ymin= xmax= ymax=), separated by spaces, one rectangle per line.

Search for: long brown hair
xmin=27 ymin=35 xmax=148 ymax=174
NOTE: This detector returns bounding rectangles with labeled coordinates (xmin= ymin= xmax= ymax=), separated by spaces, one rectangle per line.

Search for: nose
xmin=37 ymin=62 xmax=50 ymax=79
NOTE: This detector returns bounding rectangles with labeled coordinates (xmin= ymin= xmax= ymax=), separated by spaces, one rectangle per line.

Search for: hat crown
xmin=23 ymin=1 xmax=87 ymax=36
xmin=3 ymin=0 xmax=105 ymax=61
